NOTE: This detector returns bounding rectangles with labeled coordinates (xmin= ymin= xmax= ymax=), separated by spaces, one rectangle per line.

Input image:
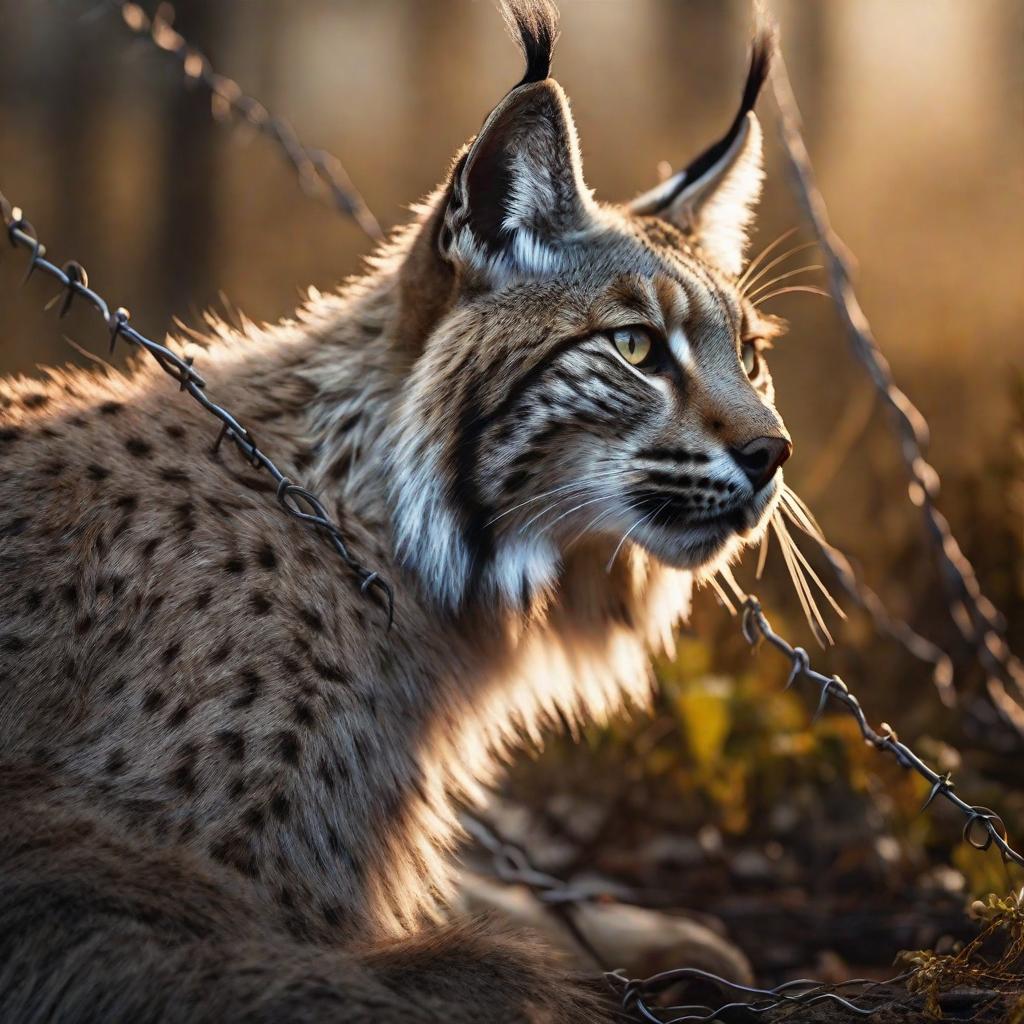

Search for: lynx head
xmin=389 ymin=0 xmax=791 ymax=612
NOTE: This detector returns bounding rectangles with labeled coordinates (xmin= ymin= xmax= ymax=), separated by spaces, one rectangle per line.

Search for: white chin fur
xmin=633 ymin=484 xmax=779 ymax=573
xmin=486 ymin=535 xmax=562 ymax=609
xmin=636 ymin=526 xmax=742 ymax=572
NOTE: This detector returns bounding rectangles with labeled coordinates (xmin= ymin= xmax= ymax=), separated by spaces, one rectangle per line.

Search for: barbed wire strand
xmin=85 ymin=0 xmax=1008 ymax=723
xmin=462 ymin=813 xmax=621 ymax=908
xmin=0 ymin=193 xmax=394 ymax=627
xmin=740 ymin=596 xmax=1024 ymax=870
xmin=463 ymin=814 xmax=908 ymax=1019
xmin=606 ymin=966 xmax=914 ymax=1023
xmin=93 ymin=2 xmax=966 ymax=716
xmin=106 ymin=0 xmax=383 ymax=241
xmin=769 ymin=43 xmax=1024 ymax=734
xmin=93 ymin=0 xmax=978 ymax=853
xmin=96 ymin=0 xmax=962 ymax=717
xmin=446 ymin=25 xmax=1024 ymax=1014
xmin=462 ymin=813 xmax=613 ymax=972
xmin=92 ymin=0 xmax=972 ymax=716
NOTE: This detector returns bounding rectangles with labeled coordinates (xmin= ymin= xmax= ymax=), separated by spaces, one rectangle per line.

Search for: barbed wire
xmin=606 ymin=966 xmax=912 ymax=1022
xmin=739 ymin=596 xmax=1024 ymax=870
xmin=99 ymin=0 xmax=383 ymax=241
xmin=0 ymin=192 xmax=394 ymax=627
xmin=462 ymin=812 xmax=903 ymax=1018
xmin=93 ymin=3 xmax=972 ymax=721
xmin=462 ymin=813 xmax=618 ymax=908
xmin=92 ymin=0 xmax=953 ymax=719
xmin=77 ymin=0 xmax=1015 ymax=729
xmin=770 ymin=49 xmax=1024 ymax=734
xmin=77 ymin=0 xmax=1017 ymax=734
xmin=462 ymin=813 xmax=616 ymax=971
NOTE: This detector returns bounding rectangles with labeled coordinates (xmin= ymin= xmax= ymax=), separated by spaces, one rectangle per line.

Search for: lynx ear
xmin=439 ymin=1 xmax=595 ymax=280
xmin=629 ymin=32 xmax=773 ymax=277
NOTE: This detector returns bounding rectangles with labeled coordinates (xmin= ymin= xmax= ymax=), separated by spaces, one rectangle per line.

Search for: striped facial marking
xmin=392 ymin=224 xmax=790 ymax=608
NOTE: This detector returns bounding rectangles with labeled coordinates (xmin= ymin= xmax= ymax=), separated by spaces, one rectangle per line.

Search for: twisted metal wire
xmin=462 ymin=812 xmax=616 ymax=971
xmin=463 ymin=813 xmax=609 ymax=906
xmin=0 ymin=192 xmax=393 ymax=627
xmin=741 ymin=597 xmax=1024 ymax=870
xmin=106 ymin=1 xmax=383 ymax=241
xmin=770 ymin=50 xmax=1024 ymax=729
xmin=90 ymin=0 xmax=1016 ymax=718
xmin=606 ymin=966 xmax=910 ymax=1023
xmin=93 ymin=4 xmax=998 ymax=718
xmin=470 ymin=596 xmax=1023 ymax=1016
xmin=18 ymin=9 xmax=1024 ymax=1016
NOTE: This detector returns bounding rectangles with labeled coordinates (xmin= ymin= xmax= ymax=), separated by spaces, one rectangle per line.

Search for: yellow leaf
xmin=675 ymin=675 xmax=732 ymax=770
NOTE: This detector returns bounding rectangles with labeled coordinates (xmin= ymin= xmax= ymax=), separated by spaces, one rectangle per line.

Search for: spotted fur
xmin=0 ymin=2 xmax=789 ymax=1019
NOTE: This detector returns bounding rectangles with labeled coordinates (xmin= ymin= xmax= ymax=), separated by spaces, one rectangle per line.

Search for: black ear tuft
xmin=627 ymin=26 xmax=773 ymax=275
xmin=678 ymin=26 xmax=774 ymax=187
xmin=739 ymin=26 xmax=774 ymax=121
xmin=500 ymin=0 xmax=560 ymax=86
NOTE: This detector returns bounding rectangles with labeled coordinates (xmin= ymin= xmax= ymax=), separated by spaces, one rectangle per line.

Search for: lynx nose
xmin=730 ymin=436 xmax=792 ymax=491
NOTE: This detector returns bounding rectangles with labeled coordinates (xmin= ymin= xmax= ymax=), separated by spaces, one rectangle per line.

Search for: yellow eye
xmin=741 ymin=343 xmax=759 ymax=378
xmin=613 ymin=327 xmax=652 ymax=366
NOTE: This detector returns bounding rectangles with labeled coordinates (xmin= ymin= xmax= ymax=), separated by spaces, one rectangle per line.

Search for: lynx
xmin=0 ymin=2 xmax=793 ymax=1020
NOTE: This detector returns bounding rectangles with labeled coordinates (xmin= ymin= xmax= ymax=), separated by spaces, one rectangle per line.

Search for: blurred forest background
xmin=2 ymin=0 xmax=1023 ymax=992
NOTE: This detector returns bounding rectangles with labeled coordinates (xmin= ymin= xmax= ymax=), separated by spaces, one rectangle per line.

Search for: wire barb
xmin=104 ymin=0 xmax=383 ymax=241
xmin=1 ymin=191 xmax=393 ymax=629
xmin=741 ymin=596 xmax=1024 ymax=870
xmin=470 ymin=586 xmax=1024 ymax=1019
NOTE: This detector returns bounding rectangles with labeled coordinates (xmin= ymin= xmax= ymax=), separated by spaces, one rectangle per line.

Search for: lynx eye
xmin=741 ymin=342 xmax=761 ymax=379
xmin=613 ymin=327 xmax=653 ymax=367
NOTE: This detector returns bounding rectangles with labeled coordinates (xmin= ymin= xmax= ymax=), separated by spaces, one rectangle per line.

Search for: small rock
xmin=731 ymin=849 xmax=774 ymax=883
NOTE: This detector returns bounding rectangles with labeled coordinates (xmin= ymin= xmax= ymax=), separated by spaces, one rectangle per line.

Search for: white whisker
xmin=737 ymin=227 xmax=800 ymax=289
xmin=718 ymin=564 xmax=747 ymax=604
xmin=706 ymin=575 xmax=736 ymax=614
xmin=753 ymin=285 xmax=831 ymax=306
xmin=755 ymin=526 xmax=770 ymax=579
xmin=781 ymin=486 xmax=826 ymax=541
xmin=777 ymin=489 xmax=846 ymax=623
xmin=772 ymin=512 xmax=823 ymax=643
xmin=741 ymin=240 xmax=818 ymax=294
xmin=605 ymin=500 xmax=668 ymax=574
xmin=533 ymin=493 xmax=612 ymax=536
xmin=518 ymin=486 xmax=597 ymax=533
xmin=485 ymin=468 xmax=624 ymax=526
xmin=565 ymin=498 xmax=630 ymax=550
xmin=783 ymin=524 xmax=846 ymax=620
xmin=745 ymin=265 xmax=823 ymax=301
xmin=773 ymin=514 xmax=837 ymax=645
